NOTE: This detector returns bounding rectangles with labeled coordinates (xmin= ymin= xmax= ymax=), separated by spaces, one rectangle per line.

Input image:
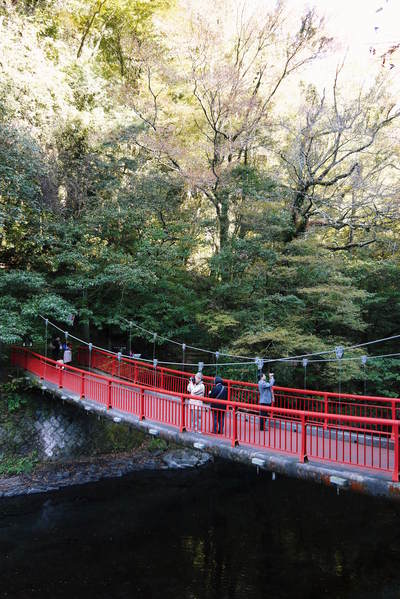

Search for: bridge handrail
xmin=80 ymin=345 xmax=400 ymax=406
xmin=12 ymin=346 xmax=400 ymax=482
xmin=10 ymin=346 xmax=400 ymax=427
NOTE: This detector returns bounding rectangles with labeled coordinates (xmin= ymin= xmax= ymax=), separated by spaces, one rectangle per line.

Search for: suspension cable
xmin=39 ymin=315 xmax=400 ymax=368
xmin=120 ymin=316 xmax=400 ymax=363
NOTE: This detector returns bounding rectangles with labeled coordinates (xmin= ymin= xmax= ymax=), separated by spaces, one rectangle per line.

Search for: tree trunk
xmin=217 ymin=197 xmax=230 ymax=253
xmin=77 ymin=0 xmax=108 ymax=59
xmin=285 ymin=189 xmax=309 ymax=242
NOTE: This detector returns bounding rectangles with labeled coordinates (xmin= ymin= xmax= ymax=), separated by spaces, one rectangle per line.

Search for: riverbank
xmin=0 ymin=378 xmax=213 ymax=498
xmin=0 ymin=447 xmax=212 ymax=498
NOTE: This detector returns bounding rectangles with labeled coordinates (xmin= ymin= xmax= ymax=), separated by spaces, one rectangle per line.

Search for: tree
xmin=74 ymin=0 xmax=170 ymax=82
xmin=278 ymin=69 xmax=400 ymax=249
xmin=130 ymin=1 xmax=331 ymax=254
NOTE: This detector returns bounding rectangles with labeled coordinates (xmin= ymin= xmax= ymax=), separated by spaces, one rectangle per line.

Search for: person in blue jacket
xmin=258 ymin=372 xmax=275 ymax=431
xmin=209 ymin=376 xmax=228 ymax=434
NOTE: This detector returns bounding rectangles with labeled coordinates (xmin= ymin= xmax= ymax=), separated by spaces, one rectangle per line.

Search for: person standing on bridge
xmin=51 ymin=336 xmax=62 ymax=361
xmin=63 ymin=342 xmax=72 ymax=365
xmin=187 ymin=372 xmax=205 ymax=432
xmin=209 ymin=376 xmax=228 ymax=435
xmin=258 ymin=372 xmax=275 ymax=431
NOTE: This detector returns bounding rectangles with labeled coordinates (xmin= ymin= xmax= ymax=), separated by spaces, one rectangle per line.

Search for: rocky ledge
xmin=0 ymin=449 xmax=213 ymax=499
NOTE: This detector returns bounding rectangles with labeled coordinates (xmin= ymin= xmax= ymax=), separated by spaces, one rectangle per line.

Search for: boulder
xmin=162 ymin=449 xmax=212 ymax=469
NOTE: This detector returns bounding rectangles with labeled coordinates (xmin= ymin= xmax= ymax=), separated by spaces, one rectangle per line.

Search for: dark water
xmin=1 ymin=462 xmax=400 ymax=599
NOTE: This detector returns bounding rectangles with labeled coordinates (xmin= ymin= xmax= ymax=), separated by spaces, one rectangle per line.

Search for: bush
xmin=0 ymin=376 xmax=35 ymax=413
xmin=0 ymin=452 xmax=39 ymax=477
xmin=147 ymin=437 xmax=168 ymax=452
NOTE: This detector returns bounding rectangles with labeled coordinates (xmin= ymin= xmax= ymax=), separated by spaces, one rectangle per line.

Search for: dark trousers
xmin=212 ymin=409 xmax=225 ymax=434
xmin=259 ymin=404 xmax=271 ymax=431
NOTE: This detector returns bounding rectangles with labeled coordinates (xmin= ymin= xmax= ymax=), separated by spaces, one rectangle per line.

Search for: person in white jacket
xmin=187 ymin=372 xmax=205 ymax=432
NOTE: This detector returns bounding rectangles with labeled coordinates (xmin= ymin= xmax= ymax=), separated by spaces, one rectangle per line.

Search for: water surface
xmin=1 ymin=461 xmax=400 ymax=598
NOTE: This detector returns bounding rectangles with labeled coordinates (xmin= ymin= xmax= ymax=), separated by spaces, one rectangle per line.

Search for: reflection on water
xmin=1 ymin=461 xmax=400 ymax=598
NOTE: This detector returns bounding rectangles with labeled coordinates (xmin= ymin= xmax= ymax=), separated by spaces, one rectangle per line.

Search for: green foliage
xmin=0 ymin=0 xmax=399 ymax=397
xmin=147 ymin=437 xmax=168 ymax=452
xmin=0 ymin=377 xmax=34 ymax=413
xmin=90 ymin=421 xmax=145 ymax=454
xmin=0 ymin=271 xmax=75 ymax=343
xmin=0 ymin=452 xmax=39 ymax=477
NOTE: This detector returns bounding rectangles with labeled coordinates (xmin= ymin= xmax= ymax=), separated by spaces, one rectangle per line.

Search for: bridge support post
xmin=180 ymin=396 xmax=186 ymax=432
xmin=140 ymin=388 xmax=145 ymax=420
xmin=231 ymin=405 xmax=238 ymax=447
xmin=80 ymin=372 xmax=85 ymax=398
xmin=299 ymin=414 xmax=308 ymax=463
xmin=134 ymin=362 xmax=138 ymax=384
xmin=391 ymin=401 xmax=396 ymax=440
xmin=160 ymin=368 xmax=164 ymax=390
xmin=323 ymin=393 xmax=328 ymax=430
xmin=107 ymin=380 xmax=112 ymax=410
xmin=58 ymin=365 xmax=63 ymax=389
xmin=393 ymin=422 xmax=399 ymax=482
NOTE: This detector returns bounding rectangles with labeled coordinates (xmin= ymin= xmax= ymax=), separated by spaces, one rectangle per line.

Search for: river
xmin=1 ymin=460 xmax=400 ymax=598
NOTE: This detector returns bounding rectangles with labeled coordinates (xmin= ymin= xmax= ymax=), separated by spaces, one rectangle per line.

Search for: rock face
xmin=1 ymin=404 xmax=91 ymax=460
xmin=162 ymin=449 xmax=212 ymax=469
xmin=33 ymin=414 xmax=86 ymax=458
xmin=0 ymin=393 xmax=144 ymax=462
xmin=0 ymin=391 xmax=214 ymax=498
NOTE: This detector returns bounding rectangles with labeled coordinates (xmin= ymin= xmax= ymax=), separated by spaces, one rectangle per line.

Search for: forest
xmin=1 ymin=0 xmax=400 ymax=395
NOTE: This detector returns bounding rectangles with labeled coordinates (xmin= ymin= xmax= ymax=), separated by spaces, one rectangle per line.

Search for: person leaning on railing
xmin=187 ymin=372 xmax=205 ymax=432
xmin=258 ymin=373 xmax=275 ymax=431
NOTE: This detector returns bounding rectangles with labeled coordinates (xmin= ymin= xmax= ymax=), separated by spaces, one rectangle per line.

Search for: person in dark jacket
xmin=209 ymin=376 xmax=228 ymax=434
xmin=258 ymin=372 xmax=275 ymax=431
xmin=51 ymin=336 xmax=62 ymax=361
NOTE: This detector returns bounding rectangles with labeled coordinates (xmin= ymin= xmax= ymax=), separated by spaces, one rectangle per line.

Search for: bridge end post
xmin=323 ymin=393 xmax=328 ymax=430
xmin=299 ymin=414 xmax=308 ymax=463
xmin=58 ymin=365 xmax=63 ymax=389
xmin=139 ymin=387 xmax=145 ymax=420
xmin=107 ymin=380 xmax=112 ymax=410
xmin=393 ymin=422 xmax=399 ymax=482
xmin=391 ymin=401 xmax=396 ymax=441
xmin=231 ymin=405 xmax=238 ymax=447
xmin=80 ymin=372 xmax=85 ymax=399
xmin=180 ymin=396 xmax=186 ymax=432
xmin=160 ymin=368 xmax=164 ymax=390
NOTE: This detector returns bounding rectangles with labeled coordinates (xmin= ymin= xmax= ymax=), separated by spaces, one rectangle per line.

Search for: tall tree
xmin=130 ymin=1 xmax=331 ymax=254
xmin=278 ymin=69 xmax=400 ymax=248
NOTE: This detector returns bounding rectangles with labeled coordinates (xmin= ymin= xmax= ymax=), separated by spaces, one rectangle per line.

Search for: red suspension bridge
xmin=10 ymin=345 xmax=400 ymax=491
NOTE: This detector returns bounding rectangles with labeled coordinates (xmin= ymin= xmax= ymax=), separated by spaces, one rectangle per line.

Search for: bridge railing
xmin=11 ymin=346 xmax=400 ymax=482
xmin=77 ymin=346 xmax=400 ymax=430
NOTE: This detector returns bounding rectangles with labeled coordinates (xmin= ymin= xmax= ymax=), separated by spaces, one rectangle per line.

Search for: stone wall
xmin=0 ymin=389 xmax=145 ymax=463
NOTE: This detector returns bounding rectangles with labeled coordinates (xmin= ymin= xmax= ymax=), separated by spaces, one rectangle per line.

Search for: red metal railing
xmin=11 ymin=346 xmax=400 ymax=481
xmin=77 ymin=346 xmax=400 ymax=430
